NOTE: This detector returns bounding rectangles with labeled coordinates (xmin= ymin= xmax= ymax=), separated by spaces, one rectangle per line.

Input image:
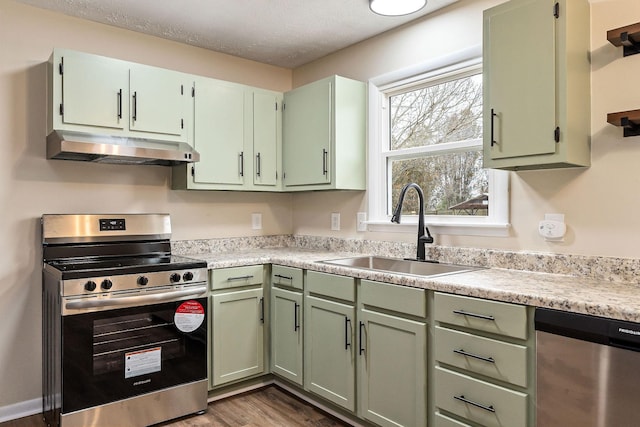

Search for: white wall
xmin=292 ymin=0 xmax=640 ymax=259
xmin=0 ymin=0 xmax=293 ymax=409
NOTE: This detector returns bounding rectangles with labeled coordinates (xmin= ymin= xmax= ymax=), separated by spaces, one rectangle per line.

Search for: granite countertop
xmin=186 ymin=247 xmax=640 ymax=323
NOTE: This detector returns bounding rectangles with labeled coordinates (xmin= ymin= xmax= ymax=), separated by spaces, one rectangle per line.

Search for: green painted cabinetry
xmin=482 ymin=0 xmax=590 ymax=170
xmin=304 ymin=271 xmax=356 ymax=411
xmin=432 ymin=292 xmax=535 ymax=427
xmin=270 ymin=266 xmax=304 ymax=385
xmin=210 ymin=266 xmax=266 ymax=388
xmin=358 ymin=280 xmax=427 ymax=427
xmin=173 ymin=80 xmax=282 ymax=191
xmin=48 ymin=48 xmax=190 ymax=142
xmin=283 ymin=76 xmax=366 ymax=191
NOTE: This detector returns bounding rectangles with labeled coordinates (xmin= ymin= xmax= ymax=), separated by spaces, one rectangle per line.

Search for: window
xmin=368 ymin=48 xmax=509 ymax=236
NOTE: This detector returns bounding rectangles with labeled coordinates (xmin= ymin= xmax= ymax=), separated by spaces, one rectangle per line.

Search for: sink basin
xmin=321 ymin=256 xmax=480 ymax=277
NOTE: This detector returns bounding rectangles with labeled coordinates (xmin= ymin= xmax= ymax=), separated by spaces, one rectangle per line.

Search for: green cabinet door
xmin=304 ymin=295 xmax=356 ymax=411
xmin=60 ymin=51 xmax=128 ymax=130
xmin=211 ymin=288 xmax=265 ymax=386
xmin=129 ymin=63 xmax=187 ymax=137
xmin=358 ymin=309 xmax=427 ymax=427
xmin=253 ymin=90 xmax=280 ymax=187
xmin=192 ymin=78 xmax=246 ymax=185
xmin=271 ymin=287 xmax=303 ymax=385
xmin=283 ymin=78 xmax=331 ymax=186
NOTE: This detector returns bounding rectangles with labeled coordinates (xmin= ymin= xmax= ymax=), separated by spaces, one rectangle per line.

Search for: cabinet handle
xmin=117 ymin=89 xmax=122 ymax=119
xmin=345 ymin=317 xmax=352 ymax=350
xmin=322 ymin=149 xmax=328 ymax=175
xmin=490 ymin=108 xmax=497 ymax=146
xmin=274 ymin=274 xmax=293 ymax=281
xmin=226 ymin=275 xmax=254 ymax=282
xmin=260 ymin=297 xmax=264 ymax=323
xmin=239 ymin=152 xmax=244 ymax=177
xmin=359 ymin=321 xmax=365 ymax=355
xmin=294 ymin=302 xmax=300 ymax=331
xmin=453 ymin=349 xmax=495 ymax=364
xmin=256 ymin=152 xmax=261 ymax=177
xmin=452 ymin=309 xmax=495 ymax=321
xmin=132 ymin=91 xmax=137 ymax=122
xmin=453 ymin=395 xmax=495 ymax=413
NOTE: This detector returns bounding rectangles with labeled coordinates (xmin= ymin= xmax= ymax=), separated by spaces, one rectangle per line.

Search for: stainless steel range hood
xmin=46 ymin=130 xmax=200 ymax=166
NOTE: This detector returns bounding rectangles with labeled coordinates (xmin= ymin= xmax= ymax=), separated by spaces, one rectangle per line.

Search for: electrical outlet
xmin=331 ymin=213 xmax=340 ymax=231
xmin=357 ymin=212 xmax=367 ymax=232
xmin=252 ymin=213 xmax=262 ymax=230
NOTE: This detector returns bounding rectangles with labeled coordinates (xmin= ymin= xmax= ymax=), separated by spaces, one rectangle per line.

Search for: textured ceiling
xmin=17 ymin=0 xmax=459 ymax=68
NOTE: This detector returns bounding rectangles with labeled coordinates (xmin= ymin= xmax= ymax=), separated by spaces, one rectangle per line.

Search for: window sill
xmin=366 ymin=220 xmax=511 ymax=237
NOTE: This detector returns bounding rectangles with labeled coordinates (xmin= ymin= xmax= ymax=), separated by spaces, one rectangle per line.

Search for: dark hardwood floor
xmin=0 ymin=386 xmax=351 ymax=427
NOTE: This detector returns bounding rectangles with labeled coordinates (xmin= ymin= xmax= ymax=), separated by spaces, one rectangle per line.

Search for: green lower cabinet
xmin=304 ymin=295 xmax=356 ymax=411
xmin=271 ymin=286 xmax=303 ymax=385
xmin=358 ymin=309 xmax=427 ymax=427
xmin=211 ymin=287 xmax=265 ymax=387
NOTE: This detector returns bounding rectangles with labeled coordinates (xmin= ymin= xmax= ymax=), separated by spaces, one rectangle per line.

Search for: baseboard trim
xmin=0 ymin=397 xmax=42 ymax=423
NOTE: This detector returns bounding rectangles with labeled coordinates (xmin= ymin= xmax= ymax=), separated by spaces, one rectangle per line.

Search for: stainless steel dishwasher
xmin=536 ymin=308 xmax=640 ymax=427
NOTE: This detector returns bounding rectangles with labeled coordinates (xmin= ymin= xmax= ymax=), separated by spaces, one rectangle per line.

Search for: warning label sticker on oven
xmin=174 ymin=300 xmax=205 ymax=333
xmin=125 ymin=347 xmax=161 ymax=379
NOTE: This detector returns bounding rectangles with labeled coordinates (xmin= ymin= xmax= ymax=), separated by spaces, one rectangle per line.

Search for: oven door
xmin=61 ymin=297 xmax=207 ymax=414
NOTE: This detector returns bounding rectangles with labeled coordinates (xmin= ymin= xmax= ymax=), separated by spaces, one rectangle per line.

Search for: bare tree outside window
xmin=388 ymin=74 xmax=487 ymax=216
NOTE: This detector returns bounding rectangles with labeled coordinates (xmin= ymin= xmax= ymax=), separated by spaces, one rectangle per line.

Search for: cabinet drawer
xmin=434 ymin=412 xmax=472 ymax=427
xmin=434 ymin=367 xmax=527 ymax=427
xmin=434 ymin=293 xmax=528 ymax=339
xmin=271 ymin=265 xmax=303 ymax=290
xmin=306 ymin=271 xmax=355 ymax=302
xmin=360 ymin=280 xmax=426 ymax=318
xmin=434 ymin=326 xmax=528 ymax=387
xmin=211 ymin=265 xmax=264 ymax=290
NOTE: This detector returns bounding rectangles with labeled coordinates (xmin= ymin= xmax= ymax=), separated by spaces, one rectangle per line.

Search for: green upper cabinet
xmin=283 ymin=75 xmax=366 ymax=191
xmin=49 ymin=48 xmax=190 ymax=142
xmin=172 ymin=80 xmax=282 ymax=191
xmin=483 ymin=0 xmax=590 ymax=170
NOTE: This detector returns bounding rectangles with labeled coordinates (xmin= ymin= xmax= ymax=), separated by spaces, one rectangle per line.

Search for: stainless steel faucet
xmin=391 ymin=183 xmax=434 ymax=261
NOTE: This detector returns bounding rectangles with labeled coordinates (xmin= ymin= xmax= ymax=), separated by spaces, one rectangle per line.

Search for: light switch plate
xmin=331 ymin=213 xmax=340 ymax=231
xmin=252 ymin=213 xmax=262 ymax=230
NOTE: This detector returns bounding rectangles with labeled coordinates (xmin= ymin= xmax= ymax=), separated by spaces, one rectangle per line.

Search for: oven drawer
xmin=211 ymin=265 xmax=264 ymax=290
xmin=434 ymin=366 xmax=528 ymax=427
xmin=434 ymin=326 xmax=528 ymax=387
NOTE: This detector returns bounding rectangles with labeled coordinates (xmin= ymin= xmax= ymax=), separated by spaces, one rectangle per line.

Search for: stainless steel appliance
xmin=536 ymin=308 xmax=640 ymax=427
xmin=42 ymin=214 xmax=208 ymax=427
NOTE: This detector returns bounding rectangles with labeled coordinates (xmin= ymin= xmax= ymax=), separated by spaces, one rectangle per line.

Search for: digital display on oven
xmin=99 ymin=218 xmax=126 ymax=231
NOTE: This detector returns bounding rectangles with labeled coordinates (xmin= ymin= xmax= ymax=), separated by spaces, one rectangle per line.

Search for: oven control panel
xmin=61 ymin=268 xmax=208 ymax=296
xmin=99 ymin=218 xmax=126 ymax=231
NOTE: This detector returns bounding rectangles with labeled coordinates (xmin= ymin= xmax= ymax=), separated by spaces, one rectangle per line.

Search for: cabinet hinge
xmin=554 ymin=127 xmax=560 ymax=142
xmin=59 ymin=103 xmax=64 ymax=116
xmin=58 ymin=62 xmax=63 ymax=75
xmin=553 ymin=2 xmax=559 ymax=18
xmin=181 ymin=119 xmax=184 ymax=129
xmin=191 ymin=166 xmax=195 ymax=177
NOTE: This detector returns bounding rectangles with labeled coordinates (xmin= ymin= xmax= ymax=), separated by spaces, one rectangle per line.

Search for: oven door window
xmin=62 ymin=298 xmax=207 ymax=413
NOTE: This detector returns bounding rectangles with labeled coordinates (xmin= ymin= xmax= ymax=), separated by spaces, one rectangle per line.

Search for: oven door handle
xmin=64 ymin=286 xmax=208 ymax=311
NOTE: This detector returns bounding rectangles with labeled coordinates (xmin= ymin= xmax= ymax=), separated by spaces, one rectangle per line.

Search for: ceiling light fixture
xmin=369 ymin=0 xmax=427 ymax=16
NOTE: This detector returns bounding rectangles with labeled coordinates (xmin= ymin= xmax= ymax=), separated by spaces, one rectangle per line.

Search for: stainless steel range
xmin=42 ymin=214 xmax=208 ymax=427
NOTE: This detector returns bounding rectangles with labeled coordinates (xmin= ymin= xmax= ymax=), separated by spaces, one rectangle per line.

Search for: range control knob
xmin=101 ymin=279 xmax=113 ymax=290
xmin=183 ymin=271 xmax=194 ymax=282
xmin=137 ymin=276 xmax=149 ymax=286
xmin=170 ymin=273 xmax=181 ymax=283
xmin=84 ymin=281 xmax=97 ymax=292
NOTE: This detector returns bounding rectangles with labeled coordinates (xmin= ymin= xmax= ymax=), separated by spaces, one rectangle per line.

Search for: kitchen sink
xmin=321 ymin=256 xmax=480 ymax=277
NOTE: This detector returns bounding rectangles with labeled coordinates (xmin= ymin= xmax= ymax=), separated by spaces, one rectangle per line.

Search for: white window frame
xmin=367 ymin=45 xmax=510 ymax=237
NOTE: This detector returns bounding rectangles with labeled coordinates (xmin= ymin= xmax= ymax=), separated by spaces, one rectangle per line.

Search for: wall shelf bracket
xmin=607 ymin=110 xmax=640 ymax=137
xmin=607 ymin=22 xmax=640 ymax=57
